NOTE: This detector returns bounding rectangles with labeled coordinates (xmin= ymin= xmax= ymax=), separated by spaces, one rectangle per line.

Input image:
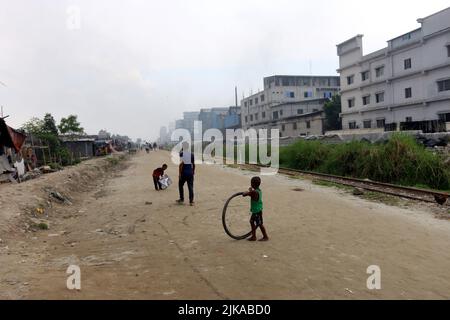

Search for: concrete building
xmin=198 ymin=107 xmax=229 ymax=133
xmin=159 ymin=126 xmax=168 ymax=145
xmin=241 ymin=75 xmax=340 ymax=131
xmin=337 ymin=7 xmax=450 ymax=133
xmin=175 ymin=119 xmax=185 ymax=130
xmin=224 ymin=106 xmax=241 ymax=130
xmin=247 ymin=98 xmax=329 ymax=137
xmin=182 ymin=111 xmax=200 ymax=136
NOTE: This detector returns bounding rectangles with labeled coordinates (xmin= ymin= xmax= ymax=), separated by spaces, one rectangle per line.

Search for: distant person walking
xmin=176 ymin=142 xmax=195 ymax=206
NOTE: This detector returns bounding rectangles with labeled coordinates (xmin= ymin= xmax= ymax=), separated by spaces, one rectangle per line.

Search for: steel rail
xmin=239 ymin=163 xmax=449 ymax=205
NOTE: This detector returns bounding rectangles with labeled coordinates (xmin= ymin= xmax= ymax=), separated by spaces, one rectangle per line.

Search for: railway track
xmin=239 ymin=163 xmax=449 ymax=205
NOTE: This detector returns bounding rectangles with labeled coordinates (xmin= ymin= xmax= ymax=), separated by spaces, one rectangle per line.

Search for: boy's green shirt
xmin=250 ymin=188 xmax=263 ymax=214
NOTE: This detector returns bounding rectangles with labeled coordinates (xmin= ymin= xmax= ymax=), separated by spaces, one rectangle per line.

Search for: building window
xmin=244 ymin=101 xmax=247 ymax=107
xmin=306 ymin=121 xmax=311 ymax=129
xmin=406 ymin=117 xmax=413 ymax=123
xmin=286 ymin=91 xmax=295 ymax=98
xmin=402 ymin=33 xmax=411 ymax=41
xmin=273 ymin=111 xmax=279 ymax=120
xmin=437 ymin=79 xmax=450 ymax=92
xmin=447 ymin=45 xmax=450 ymax=57
xmin=363 ymin=120 xmax=372 ymax=129
xmin=255 ymin=113 xmax=259 ymax=121
xmin=261 ymin=94 xmax=265 ymax=102
xmin=404 ymin=58 xmax=412 ymax=70
xmin=297 ymin=109 xmax=304 ymax=115
xmin=349 ymin=121 xmax=357 ymax=129
xmin=250 ymin=115 xmax=253 ymax=121
xmin=361 ymin=71 xmax=370 ymax=81
xmin=347 ymin=75 xmax=354 ymax=85
xmin=405 ymin=87 xmax=412 ymax=99
xmin=362 ymin=95 xmax=371 ymax=106
xmin=293 ymin=122 xmax=297 ymax=130
xmin=255 ymin=98 xmax=259 ymax=104
xmin=375 ymin=92 xmax=385 ymax=103
xmin=245 ymin=116 xmax=248 ymax=123
xmin=376 ymin=119 xmax=385 ymax=128
xmin=262 ymin=111 xmax=266 ymax=118
xmin=348 ymin=98 xmax=355 ymax=108
xmin=438 ymin=113 xmax=450 ymax=122
xmin=249 ymin=99 xmax=253 ymax=106
xmin=304 ymin=91 xmax=313 ymax=98
xmin=375 ymin=66 xmax=384 ymax=77
xmin=281 ymin=124 xmax=285 ymax=131
xmin=280 ymin=110 xmax=283 ymax=116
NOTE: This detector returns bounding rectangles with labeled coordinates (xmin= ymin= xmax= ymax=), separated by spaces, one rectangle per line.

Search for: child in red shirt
xmin=152 ymin=164 xmax=168 ymax=190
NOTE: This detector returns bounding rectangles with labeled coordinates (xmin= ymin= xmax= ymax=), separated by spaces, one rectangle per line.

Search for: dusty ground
xmin=1 ymin=151 xmax=450 ymax=300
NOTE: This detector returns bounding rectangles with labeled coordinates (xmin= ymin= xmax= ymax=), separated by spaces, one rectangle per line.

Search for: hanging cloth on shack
xmin=0 ymin=118 xmax=27 ymax=152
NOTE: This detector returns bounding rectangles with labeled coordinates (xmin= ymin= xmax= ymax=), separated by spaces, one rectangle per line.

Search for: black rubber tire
xmin=222 ymin=192 xmax=252 ymax=240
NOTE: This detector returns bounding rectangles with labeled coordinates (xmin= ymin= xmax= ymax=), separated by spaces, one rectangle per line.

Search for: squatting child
xmin=152 ymin=164 xmax=168 ymax=191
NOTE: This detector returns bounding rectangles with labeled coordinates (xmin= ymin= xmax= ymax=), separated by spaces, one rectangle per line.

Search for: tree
xmin=58 ymin=115 xmax=84 ymax=135
xmin=323 ymin=95 xmax=342 ymax=132
xmin=42 ymin=113 xmax=59 ymax=136
xmin=21 ymin=117 xmax=44 ymax=135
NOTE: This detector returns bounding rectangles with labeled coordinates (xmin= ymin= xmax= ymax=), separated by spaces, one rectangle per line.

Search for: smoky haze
xmin=0 ymin=0 xmax=448 ymax=140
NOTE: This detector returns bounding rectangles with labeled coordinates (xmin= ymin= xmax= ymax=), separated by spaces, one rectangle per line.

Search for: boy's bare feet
xmin=259 ymin=237 xmax=269 ymax=242
xmin=247 ymin=237 xmax=257 ymax=241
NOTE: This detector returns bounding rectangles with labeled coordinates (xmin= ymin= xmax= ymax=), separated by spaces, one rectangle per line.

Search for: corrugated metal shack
xmin=60 ymin=136 xmax=95 ymax=159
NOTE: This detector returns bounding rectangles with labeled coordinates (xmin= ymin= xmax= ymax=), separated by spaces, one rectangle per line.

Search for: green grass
xmin=37 ymin=223 xmax=49 ymax=230
xmin=279 ymin=133 xmax=450 ymax=191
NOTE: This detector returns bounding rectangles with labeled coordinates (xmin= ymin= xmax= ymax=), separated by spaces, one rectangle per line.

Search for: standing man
xmin=177 ymin=141 xmax=195 ymax=206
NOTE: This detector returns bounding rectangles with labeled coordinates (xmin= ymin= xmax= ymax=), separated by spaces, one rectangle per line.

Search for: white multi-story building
xmin=241 ymin=75 xmax=340 ymax=132
xmin=337 ymin=7 xmax=450 ymax=132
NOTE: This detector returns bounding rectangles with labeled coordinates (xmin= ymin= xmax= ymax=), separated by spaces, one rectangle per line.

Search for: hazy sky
xmin=1 ymin=0 xmax=448 ymax=140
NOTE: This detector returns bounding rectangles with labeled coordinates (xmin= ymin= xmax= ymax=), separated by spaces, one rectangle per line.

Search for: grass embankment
xmin=279 ymin=134 xmax=450 ymax=191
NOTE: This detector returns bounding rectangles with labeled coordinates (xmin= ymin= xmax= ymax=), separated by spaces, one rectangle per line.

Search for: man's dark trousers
xmin=179 ymin=174 xmax=194 ymax=203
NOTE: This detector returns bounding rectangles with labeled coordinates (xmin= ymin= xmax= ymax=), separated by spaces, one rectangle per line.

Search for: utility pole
xmin=235 ymin=86 xmax=238 ymax=107
xmin=1 ymin=81 xmax=6 ymax=118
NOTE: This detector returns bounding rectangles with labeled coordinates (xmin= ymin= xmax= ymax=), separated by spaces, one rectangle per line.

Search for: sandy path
xmin=1 ymin=151 xmax=450 ymax=299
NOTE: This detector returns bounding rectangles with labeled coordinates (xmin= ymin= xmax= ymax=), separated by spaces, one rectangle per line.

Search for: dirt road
xmin=1 ymin=151 xmax=450 ymax=299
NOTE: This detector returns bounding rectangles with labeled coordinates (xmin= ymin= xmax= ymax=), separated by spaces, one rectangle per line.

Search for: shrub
xmin=279 ymin=134 xmax=450 ymax=190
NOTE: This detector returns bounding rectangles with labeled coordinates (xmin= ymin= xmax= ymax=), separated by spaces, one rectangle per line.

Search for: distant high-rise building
xmin=159 ymin=126 xmax=168 ymax=144
xmin=182 ymin=111 xmax=200 ymax=137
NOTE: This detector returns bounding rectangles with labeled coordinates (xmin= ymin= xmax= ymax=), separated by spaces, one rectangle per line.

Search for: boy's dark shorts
xmin=250 ymin=211 xmax=263 ymax=227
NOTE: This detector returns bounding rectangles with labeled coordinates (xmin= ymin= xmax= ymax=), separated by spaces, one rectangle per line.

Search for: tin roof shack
xmin=0 ymin=118 xmax=26 ymax=152
xmin=1 ymin=117 xmax=27 ymax=183
xmin=60 ymin=136 xmax=95 ymax=160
